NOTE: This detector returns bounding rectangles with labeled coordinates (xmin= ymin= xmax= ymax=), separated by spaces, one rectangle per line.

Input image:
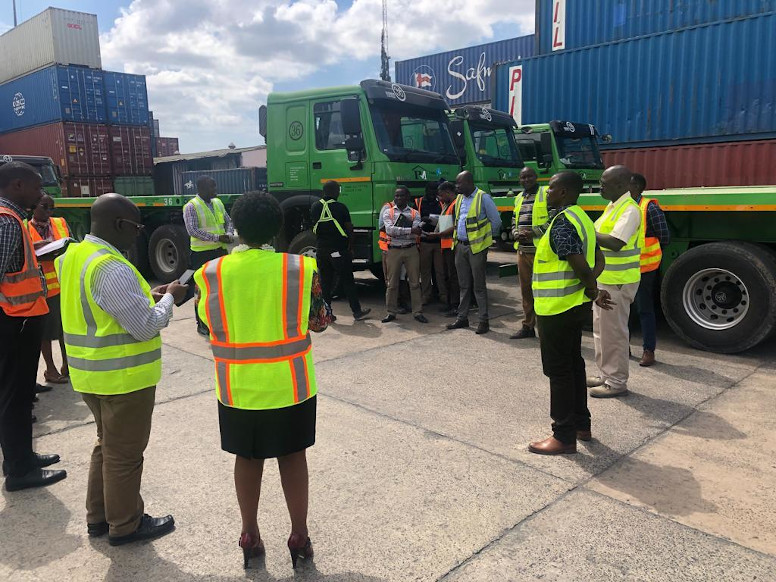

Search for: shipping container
xmin=180 ymin=168 xmax=268 ymax=196
xmin=103 ymin=72 xmax=150 ymax=126
xmin=113 ymin=176 xmax=155 ymax=196
xmin=0 ymin=122 xmax=110 ymax=176
xmin=601 ymin=139 xmax=776 ymax=190
xmin=493 ymin=13 xmax=776 ymax=147
xmin=156 ymin=137 xmax=180 ymax=157
xmin=394 ymin=35 xmax=534 ymax=106
xmin=536 ymin=0 xmax=775 ymax=54
xmin=109 ymin=126 xmax=153 ymax=175
xmin=64 ymin=176 xmax=113 ymax=197
xmin=0 ymin=8 xmax=101 ymax=84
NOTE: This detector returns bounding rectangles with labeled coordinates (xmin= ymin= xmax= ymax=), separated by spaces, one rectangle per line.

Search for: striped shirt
xmin=85 ymin=234 xmax=174 ymax=342
xmin=183 ymin=196 xmax=235 ymax=243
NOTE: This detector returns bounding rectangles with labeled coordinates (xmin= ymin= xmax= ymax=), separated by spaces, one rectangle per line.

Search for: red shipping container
xmin=601 ymin=140 xmax=776 ymax=190
xmin=156 ymin=136 xmax=179 ymax=157
xmin=0 ymin=122 xmax=111 ymax=176
xmin=110 ymin=125 xmax=153 ymax=175
xmin=64 ymin=177 xmax=114 ymax=197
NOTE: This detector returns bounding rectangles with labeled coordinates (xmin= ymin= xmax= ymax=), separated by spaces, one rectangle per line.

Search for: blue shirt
xmin=456 ymin=189 xmax=502 ymax=241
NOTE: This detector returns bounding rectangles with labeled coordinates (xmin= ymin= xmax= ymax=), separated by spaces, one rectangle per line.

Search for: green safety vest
xmin=453 ymin=188 xmax=492 ymax=254
xmin=194 ymin=249 xmax=317 ymax=410
xmin=185 ymin=195 xmax=227 ymax=251
xmin=55 ymin=240 xmax=162 ymax=395
xmin=513 ymin=186 xmax=549 ymax=250
xmin=312 ymin=198 xmax=346 ymax=237
xmin=595 ymin=195 xmax=642 ymax=285
xmin=533 ymin=205 xmax=597 ymax=316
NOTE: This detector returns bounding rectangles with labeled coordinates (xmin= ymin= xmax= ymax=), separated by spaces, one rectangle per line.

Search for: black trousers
xmin=189 ymin=248 xmax=227 ymax=329
xmin=0 ymin=312 xmax=43 ymax=477
xmin=536 ymin=303 xmax=591 ymax=444
xmin=317 ymin=246 xmax=362 ymax=315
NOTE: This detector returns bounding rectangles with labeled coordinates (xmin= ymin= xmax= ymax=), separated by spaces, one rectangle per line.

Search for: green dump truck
xmin=0 ymin=154 xmax=63 ymax=197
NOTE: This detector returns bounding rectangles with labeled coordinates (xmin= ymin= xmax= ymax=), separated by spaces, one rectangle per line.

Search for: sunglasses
xmin=116 ymin=218 xmax=145 ymax=232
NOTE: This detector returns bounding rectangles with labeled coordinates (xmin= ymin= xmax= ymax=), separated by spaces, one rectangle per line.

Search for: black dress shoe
xmin=414 ymin=314 xmax=429 ymax=324
xmin=5 ymin=468 xmax=67 ymax=492
xmin=35 ymin=383 xmax=52 ymax=394
xmin=509 ymin=326 xmax=536 ymax=340
xmin=108 ymin=514 xmax=175 ymax=546
xmin=381 ymin=314 xmax=396 ymax=323
xmin=446 ymin=318 xmax=469 ymax=330
xmin=3 ymin=453 xmax=60 ymax=477
xmin=88 ymin=521 xmax=110 ymax=537
xmin=475 ymin=321 xmax=490 ymax=335
xmin=330 ymin=314 xmax=337 ymax=322
xmin=353 ymin=308 xmax=371 ymax=321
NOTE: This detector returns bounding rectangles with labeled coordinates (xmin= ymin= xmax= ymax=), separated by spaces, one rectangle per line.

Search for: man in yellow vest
xmin=183 ymin=176 xmax=234 ymax=335
xmin=528 ymin=171 xmax=610 ymax=455
xmin=510 ymin=167 xmax=552 ymax=340
xmin=446 ymin=171 xmax=502 ymax=334
xmin=57 ymin=193 xmax=187 ymax=545
xmin=630 ymin=173 xmax=669 ymax=367
xmin=588 ymin=166 xmax=643 ymax=398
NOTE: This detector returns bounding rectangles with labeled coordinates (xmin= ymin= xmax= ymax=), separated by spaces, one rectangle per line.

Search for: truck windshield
xmin=369 ymin=101 xmax=458 ymax=164
xmin=468 ymin=123 xmax=522 ymax=168
xmin=0 ymin=160 xmax=58 ymax=186
xmin=556 ymin=135 xmax=604 ymax=169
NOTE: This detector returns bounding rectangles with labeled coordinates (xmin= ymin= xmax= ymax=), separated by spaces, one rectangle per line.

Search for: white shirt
xmin=600 ymin=192 xmax=641 ymax=244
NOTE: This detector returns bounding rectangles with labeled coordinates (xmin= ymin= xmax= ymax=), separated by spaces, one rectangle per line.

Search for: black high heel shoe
xmin=239 ymin=532 xmax=265 ymax=569
xmin=287 ymin=532 xmax=313 ymax=568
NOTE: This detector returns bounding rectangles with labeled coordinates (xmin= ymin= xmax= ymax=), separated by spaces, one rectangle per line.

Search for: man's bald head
xmin=599 ymin=165 xmax=632 ymax=201
xmin=455 ymin=171 xmax=475 ymax=196
xmin=90 ymin=193 xmax=142 ymax=251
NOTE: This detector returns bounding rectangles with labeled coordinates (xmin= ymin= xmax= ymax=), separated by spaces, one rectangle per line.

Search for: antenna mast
xmin=380 ymin=0 xmax=391 ymax=81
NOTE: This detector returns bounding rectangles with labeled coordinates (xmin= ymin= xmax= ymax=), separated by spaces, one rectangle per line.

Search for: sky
xmin=1 ymin=1 xmax=535 ymax=153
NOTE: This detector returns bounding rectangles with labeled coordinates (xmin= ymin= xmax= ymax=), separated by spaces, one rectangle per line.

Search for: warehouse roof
xmin=154 ymin=145 xmax=266 ymax=164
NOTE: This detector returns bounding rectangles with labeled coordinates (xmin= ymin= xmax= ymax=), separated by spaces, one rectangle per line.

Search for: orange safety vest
xmin=639 ymin=197 xmax=663 ymax=273
xmin=440 ymin=203 xmax=455 ymax=250
xmin=26 ymin=217 xmax=70 ymax=297
xmin=0 ymin=207 xmax=48 ymax=317
xmin=381 ymin=204 xmax=419 ymax=250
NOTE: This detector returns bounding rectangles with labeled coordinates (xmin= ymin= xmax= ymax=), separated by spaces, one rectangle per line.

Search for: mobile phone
xmin=178 ymin=269 xmax=195 ymax=285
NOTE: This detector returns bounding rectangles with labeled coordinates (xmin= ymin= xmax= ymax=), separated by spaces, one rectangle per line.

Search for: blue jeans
xmin=634 ymin=269 xmax=659 ymax=351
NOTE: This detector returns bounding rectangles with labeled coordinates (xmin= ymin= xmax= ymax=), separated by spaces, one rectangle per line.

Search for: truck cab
xmin=0 ymin=154 xmax=62 ymax=197
xmin=259 ymin=79 xmax=461 ymax=271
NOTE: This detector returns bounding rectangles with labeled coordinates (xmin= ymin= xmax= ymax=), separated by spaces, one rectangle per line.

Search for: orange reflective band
xmin=202 ymin=258 xmax=227 ymax=342
xmin=296 ymin=256 xmax=305 ymax=338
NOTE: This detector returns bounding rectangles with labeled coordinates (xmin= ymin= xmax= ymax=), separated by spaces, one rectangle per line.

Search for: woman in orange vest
xmin=26 ymin=194 xmax=71 ymax=384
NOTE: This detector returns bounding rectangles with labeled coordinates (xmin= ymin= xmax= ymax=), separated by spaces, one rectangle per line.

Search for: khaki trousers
xmin=385 ymin=246 xmax=422 ymax=315
xmin=82 ymin=386 xmax=156 ymax=536
xmin=593 ymin=282 xmax=640 ymax=390
xmin=517 ymin=250 xmax=536 ymax=329
xmin=419 ymin=242 xmax=446 ymax=304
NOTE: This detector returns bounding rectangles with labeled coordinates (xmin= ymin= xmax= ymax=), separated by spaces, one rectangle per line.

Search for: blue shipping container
xmin=103 ymin=71 xmax=150 ymax=126
xmin=181 ymin=168 xmax=268 ymax=196
xmin=537 ymin=0 xmax=775 ymax=54
xmin=0 ymin=65 xmax=106 ymax=132
xmin=394 ymin=35 xmax=534 ymax=106
xmin=493 ymin=13 xmax=776 ymax=147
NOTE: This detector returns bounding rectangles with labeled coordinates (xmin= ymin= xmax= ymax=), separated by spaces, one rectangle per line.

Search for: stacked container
xmin=156 ymin=137 xmax=180 ymax=157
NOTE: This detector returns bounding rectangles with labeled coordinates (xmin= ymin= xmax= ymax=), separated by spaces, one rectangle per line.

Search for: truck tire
xmin=125 ymin=230 xmax=150 ymax=276
xmin=660 ymin=241 xmax=776 ymax=353
xmin=148 ymin=224 xmax=190 ymax=283
xmin=287 ymin=230 xmax=317 ymax=257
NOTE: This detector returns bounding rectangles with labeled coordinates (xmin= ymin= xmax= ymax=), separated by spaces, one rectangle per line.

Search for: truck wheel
xmin=660 ymin=241 xmax=776 ymax=353
xmin=287 ymin=230 xmax=317 ymax=257
xmin=125 ymin=230 xmax=150 ymax=276
xmin=148 ymin=225 xmax=190 ymax=283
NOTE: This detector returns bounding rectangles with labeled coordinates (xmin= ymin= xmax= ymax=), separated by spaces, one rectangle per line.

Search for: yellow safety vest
xmin=533 ymin=205 xmax=597 ymax=316
xmin=194 ymin=249 xmax=317 ymax=410
xmin=55 ymin=240 xmax=162 ymax=395
xmin=638 ymin=197 xmax=663 ymax=273
xmin=453 ymin=188 xmax=492 ymax=254
xmin=313 ymin=198 xmax=346 ymax=237
xmin=595 ymin=195 xmax=642 ymax=285
xmin=185 ymin=195 xmax=227 ymax=251
xmin=513 ymin=186 xmax=549 ymax=250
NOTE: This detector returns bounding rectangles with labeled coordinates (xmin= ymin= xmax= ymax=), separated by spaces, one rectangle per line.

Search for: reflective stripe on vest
xmin=453 ymin=188 xmax=492 ymax=253
xmin=56 ymin=241 xmax=162 ymax=394
xmin=0 ymin=208 xmax=48 ymax=317
xmin=186 ymin=196 xmax=227 ymax=251
xmin=440 ymin=203 xmax=455 ymax=250
xmin=595 ymin=196 xmax=642 ymax=285
xmin=532 ymin=205 xmax=597 ymax=316
xmin=26 ymin=217 xmax=69 ymax=296
xmin=513 ymin=186 xmax=549 ymax=250
xmin=194 ymin=251 xmax=317 ymax=410
xmin=639 ymin=197 xmax=663 ymax=273
xmin=313 ymin=199 xmax=346 ymax=237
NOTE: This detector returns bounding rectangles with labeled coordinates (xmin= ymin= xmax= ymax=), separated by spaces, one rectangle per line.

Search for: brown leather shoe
xmin=639 ymin=349 xmax=656 ymax=367
xmin=576 ymin=430 xmax=592 ymax=442
xmin=528 ymin=436 xmax=576 ymax=455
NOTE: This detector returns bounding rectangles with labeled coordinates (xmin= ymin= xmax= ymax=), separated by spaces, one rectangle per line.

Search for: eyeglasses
xmin=116 ymin=218 xmax=145 ymax=232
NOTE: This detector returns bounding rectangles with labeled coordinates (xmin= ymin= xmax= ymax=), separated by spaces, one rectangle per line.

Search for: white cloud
xmin=101 ymin=0 xmax=534 ymax=152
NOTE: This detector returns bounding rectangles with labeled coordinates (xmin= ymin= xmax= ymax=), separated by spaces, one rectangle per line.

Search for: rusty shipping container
xmin=601 ymin=140 xmax=776 ymax=189
xmin=156 ymin=137 xmax=180 ymax=157
xmin=0 ymin=121 xmax=110 ymax=176
xmin=109 ymin=125 xmax=153 ymax=175
xmin=64 ymin=176 xmax=113 ymax=197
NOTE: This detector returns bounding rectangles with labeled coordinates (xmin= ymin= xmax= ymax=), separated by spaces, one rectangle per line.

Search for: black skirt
xmin=42 ymin=294 xmax=63 ymax=341
xmin=218 ymin=395 xmax=317 ymax=459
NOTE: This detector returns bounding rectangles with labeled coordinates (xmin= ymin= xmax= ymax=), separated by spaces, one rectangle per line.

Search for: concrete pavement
xmin=2 ymin=252 xmax=775 ymax=581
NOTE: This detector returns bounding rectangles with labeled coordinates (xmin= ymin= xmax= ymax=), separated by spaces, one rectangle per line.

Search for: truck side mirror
xmin=259 ymin=105 xmax=267 ymax=139
xmin=539 ymin=132 xmax=553 ymax=167
xmin=601 ymin=133 xmax=613 ymax=144
xmin=340 ymin=98 xmax=362 ymax=136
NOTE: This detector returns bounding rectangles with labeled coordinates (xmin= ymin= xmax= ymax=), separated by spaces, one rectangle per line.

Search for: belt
xmin=388 ymin=244 xmax=416 ymax=249
xmin=458 ymin=239 xmax=470 ymax=246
